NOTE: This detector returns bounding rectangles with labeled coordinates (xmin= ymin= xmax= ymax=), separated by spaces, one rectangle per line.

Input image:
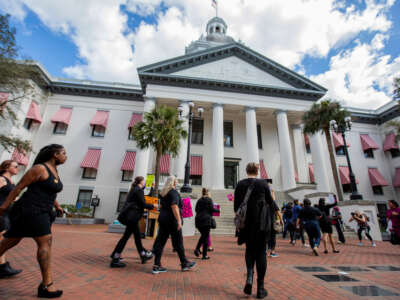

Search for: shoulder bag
xmin=234 ymin=182 xmax=255 ymax=230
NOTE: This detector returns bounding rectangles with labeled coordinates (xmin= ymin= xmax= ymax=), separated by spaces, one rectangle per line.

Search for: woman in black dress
xmin=0 ymin=160 xmax=22 ymax=278
xmin=152 ymin=176 xmax=196 ymax=274
xmin=317 ymin=198 xmax=339 ymax=254
xmin=110 ymin=176 xmax=157 ymax=267
xmin=0 ymin=144 xmax=66 ymax=298
xmin=194 ymin=188 xmax=219 ymax=260
xmin=234 ymin=163 xmax=275 ymax=299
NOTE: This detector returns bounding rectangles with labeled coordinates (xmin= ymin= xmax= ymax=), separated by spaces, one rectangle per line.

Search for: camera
xmin=351 ymin=212 xmax=355 ymax=216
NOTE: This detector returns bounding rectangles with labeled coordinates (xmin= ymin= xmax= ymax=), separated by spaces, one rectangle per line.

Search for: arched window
xmin=216 ymin=26 xmax=220 ymax=33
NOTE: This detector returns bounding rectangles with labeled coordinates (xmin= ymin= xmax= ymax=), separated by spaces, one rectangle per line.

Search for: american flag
xmin=212 ymin=0 xmax=217 ymax=8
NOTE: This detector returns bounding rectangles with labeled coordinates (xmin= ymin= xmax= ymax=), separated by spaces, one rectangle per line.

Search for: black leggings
xmin=358 ymin=226 xmax=373 ymax=242
xmin=196 ymin=226 xmax=210 ymax=258
xmin=245 ymin=236 xmax=267 ymax=283
xmin=267 ymin=232 xmax=276 ymax=251
xmin=152 ymin=223 xmax=187 ymax=266
xmin=111 ymin=222 xmax=144 ymax=258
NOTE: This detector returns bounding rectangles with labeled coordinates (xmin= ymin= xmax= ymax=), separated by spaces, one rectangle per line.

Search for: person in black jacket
xmin=317 ymin=198 xmax=339 ymax=254
xmin=234 ymin=163 xmax=275 ymax=299
xmin=110 ymin=176 xmax=157 ymax=268
xmin=194 ymin=188 xmax=219 ymax=260
xmin=151 ymin=176 xmax=196 ymax=274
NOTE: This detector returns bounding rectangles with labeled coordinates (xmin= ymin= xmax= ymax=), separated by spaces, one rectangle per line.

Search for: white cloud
xmin=0 ymin=0 xmax=398 ymax=108
xmin=311 ymin=34 xmax=400 ymax=109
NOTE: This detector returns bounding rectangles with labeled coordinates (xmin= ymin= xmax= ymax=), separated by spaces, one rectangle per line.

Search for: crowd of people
xmin=0 ymin=145 xmax=399 ymax=299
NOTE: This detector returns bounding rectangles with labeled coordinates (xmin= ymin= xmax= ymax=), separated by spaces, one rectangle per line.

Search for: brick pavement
xmin=0 ymin=224 xmax=399 ymax=300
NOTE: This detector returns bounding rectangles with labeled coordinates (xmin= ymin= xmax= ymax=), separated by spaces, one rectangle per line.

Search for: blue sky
xmin=1 ymin=0 xmax=399 ymax=109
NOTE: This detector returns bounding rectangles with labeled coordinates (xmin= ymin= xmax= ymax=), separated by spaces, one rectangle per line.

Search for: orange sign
xmin=145 ymin=196 xmax=158 ymax=211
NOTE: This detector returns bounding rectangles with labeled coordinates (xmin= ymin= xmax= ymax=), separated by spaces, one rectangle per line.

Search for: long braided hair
xmin=33 ymin=144 xmax=64 ymax=165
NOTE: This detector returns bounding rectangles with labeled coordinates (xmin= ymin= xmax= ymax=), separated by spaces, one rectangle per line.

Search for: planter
xmin=55 ymin=217 xmax=105 ymax=225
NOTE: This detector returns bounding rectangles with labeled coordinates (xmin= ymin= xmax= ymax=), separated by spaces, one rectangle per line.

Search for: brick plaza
xmin=1 ymin=224 xmax=399 ymax=300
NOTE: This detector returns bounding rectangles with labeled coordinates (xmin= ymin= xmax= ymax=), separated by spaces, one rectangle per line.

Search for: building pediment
xmin=138 ymin=43 xmax=327 ymax=100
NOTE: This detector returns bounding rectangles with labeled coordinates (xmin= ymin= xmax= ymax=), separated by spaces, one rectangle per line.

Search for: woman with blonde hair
xmin=194 ymin=188 xmax=219 ymax=259
xmin=151 ymin=176 xmax=196 ymax=274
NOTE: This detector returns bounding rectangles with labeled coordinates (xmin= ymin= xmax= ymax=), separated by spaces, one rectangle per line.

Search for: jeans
xmin=111 ymin=222 xmax=144 ymax=258
xmin=358 ymin=226 xmax=373 ymax=242
xmin=153 ymin=222 xmax=187 ymax=266
xmin=334 ymin=222 xmax=346 ymax=243
xmin=196 ymin=226 xmax=210 ymax=258
xmin=303 ymin=220 xmax=321 ymax=248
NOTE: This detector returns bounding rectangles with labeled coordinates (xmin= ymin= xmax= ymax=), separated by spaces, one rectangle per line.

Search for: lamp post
xmin=330 ymin=117 xmax=363 ymax=200
xmin=91 ymin=194 xmax=100 ymax=218
xmin=178 ymin=102 xmax=204 ymax=193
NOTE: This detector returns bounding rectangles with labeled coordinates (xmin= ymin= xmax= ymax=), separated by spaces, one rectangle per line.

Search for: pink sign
xmin=181 ymin=197 xmax=193 ymax=218
xmin=227 ymin=192 xmax=234 ymax=202
xmin=213 ymin=204 xmax=220 ymax=217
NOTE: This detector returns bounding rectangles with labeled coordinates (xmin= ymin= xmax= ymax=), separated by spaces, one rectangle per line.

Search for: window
xmin=190 ymin=175 xmax=202 ymax=186
xmin=224 ymin=121 xmax=233 ymax=147
xmin=342 ymin=184 xmax=352 ymax=193
xmin=76 ymin=189 xmax=93 ymax=208
xmin=390 ymin=148 xmax=400 ymax=158
xmin=192 ymin=119 xmax=204 ymax=144
xmin=82 ymin=168 xmax=97 ymax=179
xmin=364 ymin=149 xmax=374 ymax=158
xmin=372 ymin=186 xmax=384 ymax=195
xmin=336 ymin=146 xmax=345 ymax=156
xmin=122 ymin=170 xmax=133 ymax=182
xmin=117 ymin=191 xmax=128 ymax=213
xmin=23 ymin=118 xmax=33 ymax=130
xmin=53 ymin=122 xmax=68 ymax=134
xmin=257 ymin=124 xmax=263 ymax=149
xmin=92 ymin=125 xmax=105 ymax=137
xmin=128 ymin=128 xmax=134 ymax=140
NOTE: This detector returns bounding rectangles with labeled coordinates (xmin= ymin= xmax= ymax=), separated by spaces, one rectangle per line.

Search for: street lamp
xmin=179 ymin=102 xmax=204 ymax=193
xmin=91 ymin=194 xmax=100 ymax=218
xmin=330 ymin=116 xmax=363 ymax=200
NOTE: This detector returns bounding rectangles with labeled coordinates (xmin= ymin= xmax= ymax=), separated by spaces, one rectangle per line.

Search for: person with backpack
xmin=288 ymin=199 xmax=308 ymax=247
xmin=297 ymin=198 xmax=322 ymax=256
xmin=349 ymin=211 xmax=376 ymax=247
xmin=234 ymin=163 xmax=275 ymax=299
xmin=110 ymin=176 xmax=157 ymax=268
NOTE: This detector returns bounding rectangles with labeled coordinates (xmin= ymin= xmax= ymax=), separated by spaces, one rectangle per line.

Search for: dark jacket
xmin=195 ymin=197 xmax=219 ymax=229
xmin=123 ymin=186 xmax=154 ymax=224
xmin=234 ymin=178 xmax=275 ymax=245
xmin=158 ymin=189 xmax=182 ymax=226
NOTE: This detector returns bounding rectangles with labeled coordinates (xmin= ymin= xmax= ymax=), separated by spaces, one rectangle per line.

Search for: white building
xmin=1 ymin=17 xmax=399 ymax=233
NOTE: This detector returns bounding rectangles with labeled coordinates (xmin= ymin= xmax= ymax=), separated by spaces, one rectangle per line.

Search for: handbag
xmin=210 ymin=217 xmax=217 ymax=229
xmin=234 ymin=182 xmax=255 ymax=230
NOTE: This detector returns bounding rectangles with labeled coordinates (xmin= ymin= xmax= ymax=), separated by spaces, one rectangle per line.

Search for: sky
xmin=1 ymin=0 xmax=399 ymax=109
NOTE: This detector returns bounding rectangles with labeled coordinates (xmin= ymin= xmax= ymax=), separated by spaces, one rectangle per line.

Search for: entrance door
xmin=224 ymin=161 xmax=239 ymax=189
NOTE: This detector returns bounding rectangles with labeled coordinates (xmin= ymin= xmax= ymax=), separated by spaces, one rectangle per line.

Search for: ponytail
xmin=33 ymin=144 xmax=64 ymax=165
xmin=202 ymin=188 xmax=210 ymax=198
xmin=131 ymin=176 xmax=144 ymax=189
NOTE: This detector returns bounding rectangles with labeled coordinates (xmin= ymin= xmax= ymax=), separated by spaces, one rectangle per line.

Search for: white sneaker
xmin=358 ymin=242 xmax=363 ymax=246
xmin=302 ymin=244 xmax=310 ymax=248
xmin=372 ymin=243 xmax=376 ymax=247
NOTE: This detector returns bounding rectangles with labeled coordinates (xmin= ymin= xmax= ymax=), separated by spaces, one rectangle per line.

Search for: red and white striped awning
xmin=128 ymin=113 xmax=142 ymax=129
xmin=338 ymin=166 xmax=360 ymax=185
xmin=160 ymin=154 xmax=170 ymax=174
xmin=383 ymin=133 xmax=398 ymax=151
xmin=368 ymin=168 xmax=389 ymax=187
xmin=332 ymin=132 xmax=349 ymax=149
xmin=309 ymin=164 xmax=315 ymax=183
xmin=51 ymin=107 xmax=72 ymax=125
xmin=26 ymin=101 xmax=42 ymax=123
xmin=190 ymin=156 xmax=203 ymax=175
xmin=360 ymin=134 xmax=379 ymax=151
xmin=259 ymin=159 xmax=268 ymax=179
xmin=80 ymin=149 xmax=101 ymax=169
xmin=11 ymin=148 xmax=29 ymax=166
xmin=0 ymin=92 xmax=8 ymax=112
xmin=121 ymin=151 xmax=136 ymax=171
xmin=393 ymin=168 xmax=400 ymax=188
xmin=90 ymin=111 xmax=109 ymax=128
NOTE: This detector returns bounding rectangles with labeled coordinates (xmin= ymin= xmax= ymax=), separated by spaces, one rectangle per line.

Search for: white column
xmin=292 ymin=125 xmax=308 ymax=183
xmin=245 ymin=107 xmax=259 ymax=165
xmin=309 ymin=132 xmax=330 ymax=192
xmin=134 ymin=97 xmax=156 ymax=178
xmin=211 ymin=103 xmax=224 ymax=189
xmin=174 ymin=101 xmax=189 ymax=180
xmin=275 ymin=110 xmax=296 ymax=190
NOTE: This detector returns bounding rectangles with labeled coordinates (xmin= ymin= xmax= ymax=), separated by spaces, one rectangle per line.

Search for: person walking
xmin=317 ymin=198 xmax=339 ymax=254
xmin=0 ymin=144 xmax=66 ymax=298
xmin=297 ymin=198 xmax=322 ymax=256
xmin=265 ymin=179 xmax=282 ymax=258
xmin=0 ymin=160 xmax=22 ymax=278
xmin=349 ymin=211 xmax=376 ymax=247
xmin=282 ymin=202 xmax=292 ymax=239
xmin=331 ymin=206 xmax=346 ymax=244
xmin=234 ymin=163 xmax=275 ymax=299
xmin=386 ymin=200 xmax=400 ymax=244
xmin=194 ymin=188 xmax=219 ymax=260
xmin=152 ymin=176 xmax=196 ymax=274
xmin=110 ymin=176 xmax=157 ymax=268
xmin=288 ymin=199 xmax=308 ymax=247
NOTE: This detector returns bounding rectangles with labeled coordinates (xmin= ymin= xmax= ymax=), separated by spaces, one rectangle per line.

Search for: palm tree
xmin=394 ymin=77 xmax=400 ymax=101
xmin=132 ymin=105 xmax=187 ymax=196
xmin=302 ymin=100 xmax=350 ymax=202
